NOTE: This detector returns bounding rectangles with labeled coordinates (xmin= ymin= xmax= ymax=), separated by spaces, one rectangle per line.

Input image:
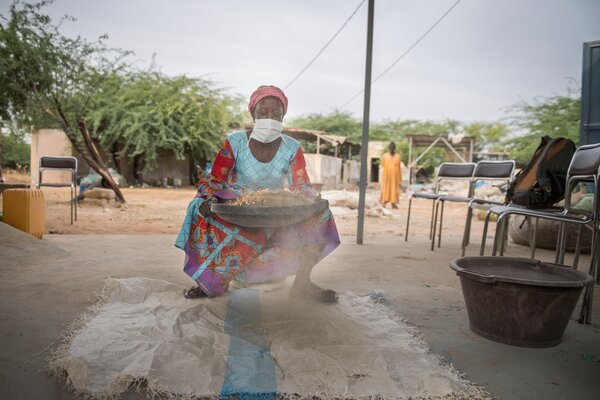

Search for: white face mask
xmin=250 ymin=119 xmax=283 ymax=143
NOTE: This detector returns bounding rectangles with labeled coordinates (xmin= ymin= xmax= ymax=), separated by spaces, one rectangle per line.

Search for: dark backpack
xmin=506 ymin=136 xmax=576 ymax=208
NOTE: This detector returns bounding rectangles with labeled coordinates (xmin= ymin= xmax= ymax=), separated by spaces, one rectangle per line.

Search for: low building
xmin=283 ymin=128 xmax=361 ymax=190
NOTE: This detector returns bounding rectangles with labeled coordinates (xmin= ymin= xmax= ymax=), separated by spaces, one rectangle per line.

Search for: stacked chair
xmin=404 ymin=162 xmax=475 ymax=250
xmin=434 ymin=160 xmax=515 ymax=253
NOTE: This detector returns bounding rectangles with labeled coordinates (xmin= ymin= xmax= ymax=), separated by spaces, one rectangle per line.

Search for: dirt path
xmin=1 ymin=169 xmax=475 ymax=239
xmin=36 ymin=187 xmax=473 ymax=241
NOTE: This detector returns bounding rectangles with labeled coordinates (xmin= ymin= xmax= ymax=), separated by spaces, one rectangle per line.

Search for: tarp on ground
xmin=50 ymin=278 xmax=486 ymax=399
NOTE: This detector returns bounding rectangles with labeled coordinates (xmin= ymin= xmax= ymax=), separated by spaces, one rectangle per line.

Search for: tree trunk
xmin=77 ymin=118 xmax=126 ymax=203
xmin=46 ymin=100 xmax=127 ymax=203
xmin=188 ymin=148 xmax=199 ymax=186
xmin=0 ymin=126 xmax=4 ymax=183
xmin=111 ymin=142 xmax=121 ymax=173
xmin=133 ymin=154 xmax=143 ymax=186
xmin=66 ymin=128 xmax=126 ymax=203
xmin=77 ymin=117 xmax=109 ymax=170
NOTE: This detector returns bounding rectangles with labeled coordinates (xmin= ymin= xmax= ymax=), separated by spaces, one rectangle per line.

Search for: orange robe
xmin=380 ymin=152 xmax=402 ymax=205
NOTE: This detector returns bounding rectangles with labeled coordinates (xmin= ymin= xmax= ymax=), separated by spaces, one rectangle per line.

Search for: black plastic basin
xmin=211 ymin=199 xmax=329 ymax=228
xmin=450 ymin=256 xmax=594 ymax=348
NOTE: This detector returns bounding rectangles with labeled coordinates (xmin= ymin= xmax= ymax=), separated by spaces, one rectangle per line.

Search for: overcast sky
xmin=2 ymin=0 xmax=599 ymax=123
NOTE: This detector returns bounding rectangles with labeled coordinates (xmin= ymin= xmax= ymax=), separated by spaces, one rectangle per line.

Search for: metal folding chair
xmin=437 ymin=160 xmax=516 ymax=255
xmin=486 ymin=143 xmax=600 ymax=323
xmin=405 ymin=162 xmax=475 ymax=250
xmin=433 ymin=162 xmax=513 ymax=251
xmin=37 ymin=156 xmax=78 ymax=224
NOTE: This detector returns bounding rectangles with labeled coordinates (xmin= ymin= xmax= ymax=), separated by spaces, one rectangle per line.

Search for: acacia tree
xmin=288 ymin=111 xmax=362 ymax=140
xmin=0 ymin=1 xmax=128 ymax=202
xmin=504 ymin=90 xmax=580 ymax=165
xmin=85 ymin=71 xmax=244 ymax=184
xmin=288 ymin=112 xmax=490 ymax=169
xmin=463 ymin=121 xmax=510 ymax=152
xmin=287 ymin=111 xmax=362 ymax=155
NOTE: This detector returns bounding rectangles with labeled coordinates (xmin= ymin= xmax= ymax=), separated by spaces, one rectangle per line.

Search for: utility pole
xmin=356 ymin=0 xmax=375 ymax=244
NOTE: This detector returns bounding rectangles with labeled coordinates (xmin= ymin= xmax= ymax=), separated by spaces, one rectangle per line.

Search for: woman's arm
xmin=288 ymin=147 xmax=318 ymax=198
xmin=197 ymin=139 xmax=238 ymax=217
xmin=197 ymin=139 xmax=235 ymax=198
xmin=197 ymin=139 xmax=238 ymax=218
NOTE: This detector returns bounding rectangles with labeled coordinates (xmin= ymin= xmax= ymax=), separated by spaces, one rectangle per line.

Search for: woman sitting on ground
xmin=175 ymin=85 xmax=340 ymax=302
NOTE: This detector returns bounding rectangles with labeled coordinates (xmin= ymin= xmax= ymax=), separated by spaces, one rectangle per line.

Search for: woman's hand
xmin=200 ymin=196 xmax=217 ymax=218
xmin=302 ymin=188 xmax=320 ymax=201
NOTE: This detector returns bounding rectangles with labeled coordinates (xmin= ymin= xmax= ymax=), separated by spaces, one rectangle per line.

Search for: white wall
xmin=304 ymin=153 xmax=360 ymax=189
xmin=342 ymin=160 xmax=360 ymax=187
xmin=304 ymin=153 xmax=341 ymax=190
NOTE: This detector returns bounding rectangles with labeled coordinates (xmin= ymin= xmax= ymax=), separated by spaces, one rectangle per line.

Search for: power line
xmin=339 ymin=0 xmax=463 ymax=109
xmin=284 ymin=0 xmax=366 ymax=90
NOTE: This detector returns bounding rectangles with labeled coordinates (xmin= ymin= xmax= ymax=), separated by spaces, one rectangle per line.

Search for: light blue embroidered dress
xmin=175 ymin=131 xmax=340 ymax=296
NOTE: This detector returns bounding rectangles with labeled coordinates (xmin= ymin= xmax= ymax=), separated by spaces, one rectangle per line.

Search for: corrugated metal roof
xmin=405 ymin=134 xmax=474 ymax=148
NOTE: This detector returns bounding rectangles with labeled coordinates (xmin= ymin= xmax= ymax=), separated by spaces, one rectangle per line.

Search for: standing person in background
xmin=379 ymin=141 xmax=402 ymax=209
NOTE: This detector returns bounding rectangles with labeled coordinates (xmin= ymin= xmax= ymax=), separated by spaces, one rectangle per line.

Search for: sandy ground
xmin=1 ymin=168 xmax=417 ymax=237
xmin=51 ymin=185 xmax=405 ymax=237
xmin=0 ymin=169 xmax=476 ymax=239
xmin=2 ymin=183 xmax=448 ymax=238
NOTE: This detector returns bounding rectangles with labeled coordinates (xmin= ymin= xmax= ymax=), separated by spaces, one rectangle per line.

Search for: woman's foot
xmin=392 ymin=203 xmax=399 ymax=209
xmin=183 ymin=286 xmax=208 ymax=299
xmin=290 ymin=280 xmax=338 ymax=303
